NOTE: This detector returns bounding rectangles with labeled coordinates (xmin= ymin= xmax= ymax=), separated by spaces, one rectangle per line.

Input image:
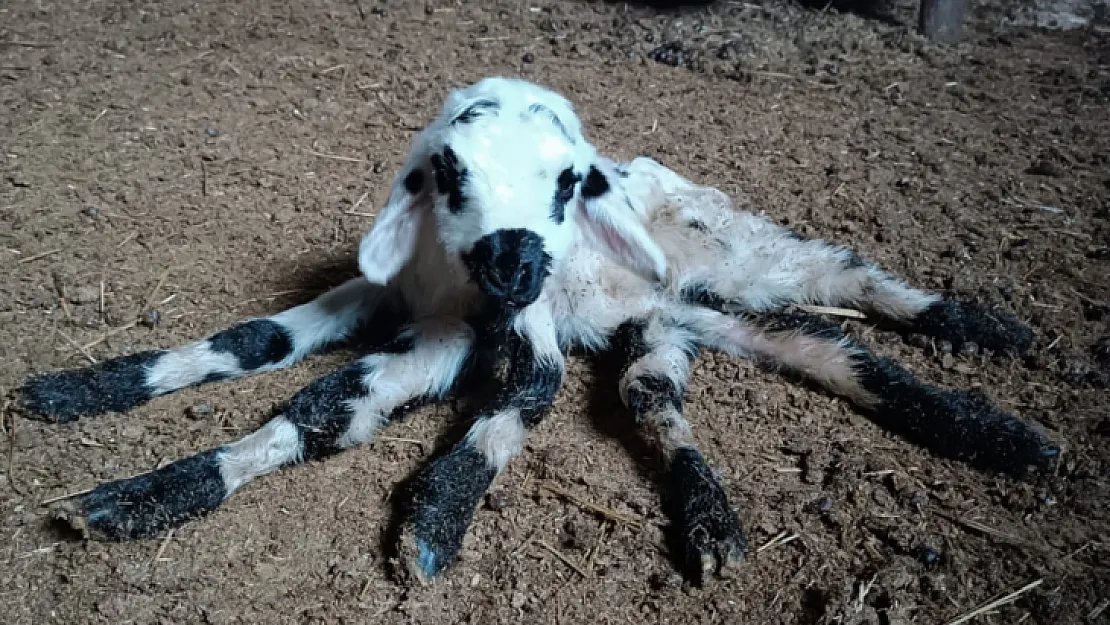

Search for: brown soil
xmin=2 ymin=0 xmax=1108 ymax=623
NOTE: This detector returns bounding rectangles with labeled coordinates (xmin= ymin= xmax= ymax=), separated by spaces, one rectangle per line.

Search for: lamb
xmin=18 ymin=76 xmax=1060 ymax=586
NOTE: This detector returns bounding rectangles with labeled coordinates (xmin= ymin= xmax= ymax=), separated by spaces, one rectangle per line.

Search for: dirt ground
xmin=2 ymin=0 xmax=1108 ymax=623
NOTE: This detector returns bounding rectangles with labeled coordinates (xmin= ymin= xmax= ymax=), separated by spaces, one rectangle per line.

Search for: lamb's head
xmin=357 ymin=77 xmax=667 ymax=309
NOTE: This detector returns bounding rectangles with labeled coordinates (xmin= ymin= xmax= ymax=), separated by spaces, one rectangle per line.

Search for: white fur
xmin=465 ymin=410 xmax=527 ymax=471
xmin=147 ymin=343 xmax=241 ymax=395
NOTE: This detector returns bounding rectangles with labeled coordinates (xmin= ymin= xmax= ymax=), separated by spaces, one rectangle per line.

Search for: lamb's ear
xmin=358 ymin=169 xmax=430 ymax=286
xmin=575 ymin=159 xmax=667 ymax=283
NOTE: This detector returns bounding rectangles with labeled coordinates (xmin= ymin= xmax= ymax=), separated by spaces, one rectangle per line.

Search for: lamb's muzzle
xmin=461 ymin=228 xmax=551 ymax=307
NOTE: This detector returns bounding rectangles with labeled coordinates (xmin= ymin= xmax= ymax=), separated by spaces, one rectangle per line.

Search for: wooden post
xmin=918 ymin=0 xmax=968 ymax=43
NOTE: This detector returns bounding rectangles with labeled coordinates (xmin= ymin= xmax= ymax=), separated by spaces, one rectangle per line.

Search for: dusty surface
xmin=2 ymin=0 xmax=1109 ymax=623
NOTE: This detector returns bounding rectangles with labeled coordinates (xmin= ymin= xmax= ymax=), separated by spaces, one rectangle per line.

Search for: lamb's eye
xmin=555 ymin=168 xmax=579 ymax=204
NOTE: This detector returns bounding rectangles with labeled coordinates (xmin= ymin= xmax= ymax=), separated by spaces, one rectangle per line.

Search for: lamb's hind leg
xmin=53 ymin=319 xmax=474 ymax=541
xmin=609 ymin=315 xmax=747 ymax=584
xmin=683 ymin=233 xmax=1033 ymax=356
xmin=692 ymin=309 xmax=1060 ymax=479
xmin=21 ymin=277 xmax=395 ymax=423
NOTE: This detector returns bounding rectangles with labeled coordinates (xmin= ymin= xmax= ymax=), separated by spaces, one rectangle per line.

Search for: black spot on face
xmin=461 ymin=229 xmax=552 ymax=308
xmin=550 ymin=167 xmax=580 ymax=223
xmin=581 ymin=165 xmax=610 ymax=199
xmin=208 ymin=319 xmax=294 ymax=371
xmin=20 ymin=350 xmax=164 ymax=422
xmin=452 ymin=98 xmax=499 ymax=125
xmin=431 ymin=146 xmax=466 ymax=214
xmin=403 ymin=169 xmax=424 ymax=195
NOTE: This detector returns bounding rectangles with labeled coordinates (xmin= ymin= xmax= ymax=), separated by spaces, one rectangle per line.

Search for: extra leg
xmin=21 ymin=277 xmax=398 ymax=422
xmin=678 ymin=233 xmax=1033 ymax=356
xmin=691 ymin=308 xmax=1060 ymax=479
xmin=52 ymin=319 xmax=474 ymax=540
xmin=396 ymin=305 xmax=564 ymax=584
xmin=610 ymin=315 xmax=746 ymax=584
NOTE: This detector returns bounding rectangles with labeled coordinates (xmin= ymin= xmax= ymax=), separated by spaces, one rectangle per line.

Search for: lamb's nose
xmin=462 ymin=229 xmax=551 ymax=307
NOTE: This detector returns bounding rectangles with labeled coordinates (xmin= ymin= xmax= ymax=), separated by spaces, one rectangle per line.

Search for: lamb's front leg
xmin=22 ymin=277 xmax=395 ymax=422
xmin=52 ymin=319 xmax=474 ymax=541
xmin=397 ymin=306 xmax=563 ymax=584
xmin=610 ymin=315 xmax=747 ymax=585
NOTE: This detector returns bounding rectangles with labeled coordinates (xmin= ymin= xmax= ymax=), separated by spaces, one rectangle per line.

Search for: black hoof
xmin=667 ymin=448 xmax=748 ymax=584
xmin=857 ymin=355 xmax=1062 ymax=479
xmin=395 ymin=444 xmax=496 ymax=585
xmin=912 ymin=299 xmax=1034 ymax=355
xmin=19 ymin=351 xmax=163 ymax=422
xmin=50 ymin=449 xmax=227 ymax=541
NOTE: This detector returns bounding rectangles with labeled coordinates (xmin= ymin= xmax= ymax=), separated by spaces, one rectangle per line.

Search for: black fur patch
xmin=610 ymin=319 xmax=651 ymax=365
xmin=785 ymin=229 xmax=807 ymax=241
xmin=627 ymin=374 xmax=684 ymax=417
xmin=687 ymin=219 xmax=709 ymax=232
xmin=461 ymin=229 xmax=552 ymax=307
xmin=498 ymin=337 xmax=563 ymax=427
xmin=550 ymin=167 xmax=580 ymax=224
xmin=403 ymin=169 xmax=424 ymax=195
xmin=202 ymin=371 xmax=232 ymax=384
xmin=208 ymin=319 xmax=294 ymax=371
xmin=581 ymin=165 xmax=610 ymax=199
xmin=665 ymin=447 xmax=747 ymax=583
xmin=21 ymin=350 xmax=164 ymax=422
xmin=852 ymin=351 xmax=1060 ymax=477
xmin=842 ymin=248 xmax=869 ymax=269
xmin=679 ymin=283 xmax=742 ymax=314
xmin=283 ymin=359 xmax=372 ymax=460
xmin=431 ymin=146 xmax=466 ymax=214
xmin=748 ymin=309 xmax=846 ymax=341
xmin=911 ymin=299 xmax=1034 ymax=354
xmin=453 ymin=99 xmax=499 ymax=125
xmin=527 ymin=102 xmax=572 ymax=142
xmin=404 ymin=442 xmax=498 ymax=578
xmin=63 ymin=448 xmax=227 ymax=540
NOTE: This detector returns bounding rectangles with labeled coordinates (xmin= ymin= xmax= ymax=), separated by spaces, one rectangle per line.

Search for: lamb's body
xmin=18 ymin=77 xmax=1060 ymax=587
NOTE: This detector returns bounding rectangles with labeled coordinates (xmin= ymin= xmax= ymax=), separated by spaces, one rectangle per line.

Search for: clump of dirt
xmin=1 ymin=0 xmax=1107 ymax=624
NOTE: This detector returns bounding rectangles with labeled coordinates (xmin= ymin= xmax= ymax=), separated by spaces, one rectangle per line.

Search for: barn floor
xmin=2 ymin=0 xmax=1108 ymax=623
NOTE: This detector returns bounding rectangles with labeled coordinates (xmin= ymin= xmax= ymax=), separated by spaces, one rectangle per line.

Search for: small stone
xmin=917 ymin=545 xmax=941 ymax=569
xmin=82 ymin=206 xmax=99 ymax=217
xmin=485 ymin=489 xmax=514 ymax=511
xmin=958 ymin=342 xmax=979 ymax=357
xmin=511 ymin=592 xmax=526 ymax=609
xmin=206 ymin=128 xmax=219 ymax=137
xmin=424 ymin=5 xmax=434 ymax=15
xmin=141 ymin=309 xmax=161 ymax=327
xmin=186 ymin=402 xmax=214 ymax=419
xmin=522 ymin=52 xmax=535 ymax=64
xmin=1026 ymin=160 xmax=1063 ymax=177
xmin=68 ymin=285 xmax=101 ymax=304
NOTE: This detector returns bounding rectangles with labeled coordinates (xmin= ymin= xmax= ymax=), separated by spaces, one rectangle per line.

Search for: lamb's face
xmin=357 ymin=77 xmax=669 ymax=310
xmin=427 ymin=112 xmax=593 ymax=308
